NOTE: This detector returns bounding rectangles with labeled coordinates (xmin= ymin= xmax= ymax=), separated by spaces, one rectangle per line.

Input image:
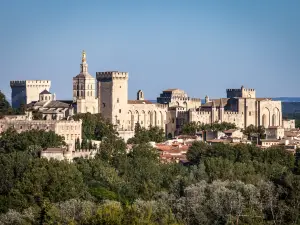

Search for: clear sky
xmin=0 ymin=0 xmax=299 ymax=101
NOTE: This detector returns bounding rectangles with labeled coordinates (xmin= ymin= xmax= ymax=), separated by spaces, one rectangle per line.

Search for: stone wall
xmin=0 ymin=116 xmax=82 ymax=151
xmin=283 ymin=119 xmax=296 ymax=130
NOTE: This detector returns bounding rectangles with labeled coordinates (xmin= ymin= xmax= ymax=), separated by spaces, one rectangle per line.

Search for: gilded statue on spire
xmin=82 ymin=50 xmax=86 ymax=62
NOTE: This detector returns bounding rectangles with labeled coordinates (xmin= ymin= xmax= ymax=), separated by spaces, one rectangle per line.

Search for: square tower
xmin=226 ymin=86 xmax=256 ymax=99
xmin=10 ymin=80 xmax=51 ymax=108
xmin=96 ymin=71 xmax=128 ymax=125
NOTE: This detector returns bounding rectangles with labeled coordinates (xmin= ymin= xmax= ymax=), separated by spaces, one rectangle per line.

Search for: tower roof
xmin=40 ymin=89 xmax=51 ymax=95
xmin=74 ymin=50 xmax=94 ymax=79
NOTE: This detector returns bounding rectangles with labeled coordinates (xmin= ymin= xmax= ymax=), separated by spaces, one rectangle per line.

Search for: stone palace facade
xmin=8 ymin=50 xmax=285 ymax=142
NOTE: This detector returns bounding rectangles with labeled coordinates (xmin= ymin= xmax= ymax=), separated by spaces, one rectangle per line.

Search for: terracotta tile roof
xmin=40 ymin=89 xmax=51 ymax=95
xmin=128 ymin=100 xmax=154 ymax=104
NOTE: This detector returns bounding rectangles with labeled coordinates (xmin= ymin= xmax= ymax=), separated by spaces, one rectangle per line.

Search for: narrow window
xmin=119 ymin=109 xmax=121 ymax=113
xmin=117 ymin=98 xmax=119 ymax=103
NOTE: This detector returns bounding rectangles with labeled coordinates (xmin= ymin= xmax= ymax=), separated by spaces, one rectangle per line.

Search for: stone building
xmin=27 ymin=89 xmax=74 ymax=120
xmin=0 ymin=115 xmax=82 ymax=150
xmin=157 ymin=88 xmax=201 ymax=110
xmin=96 ymin=70 xmax=168 ymax=141
xmin=73 ymin=50 xmax=98 ymax=114
xmin=165 ymin=86 xmax=282 ymax=137
xmin=10 ymin=80 xmax=51 ymax=109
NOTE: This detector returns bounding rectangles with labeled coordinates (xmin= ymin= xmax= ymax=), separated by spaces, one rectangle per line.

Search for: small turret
xmin=137 ymin=90 xmax=144 ymax=100
xmin=205 ymin=95 xmax=210 ymax=103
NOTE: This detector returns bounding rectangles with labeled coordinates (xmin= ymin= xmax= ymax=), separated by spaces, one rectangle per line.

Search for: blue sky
xmin=0 ymin=0 xmax=299 ymax=101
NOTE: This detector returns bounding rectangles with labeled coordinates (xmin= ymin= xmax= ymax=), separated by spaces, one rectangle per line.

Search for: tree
xmin=186 ymin=141 xmax=212 ymax=165
xmin=0 ymin=128 xmax=66 ymax=154
xmin=72 ymin=113 xmax=118 ymax=141
xmin=182 ymin=122 xmax=199 ymax=135
xmin=75 ymin=138 xmax=81 ymax=150
xmin=0 ymin=91 xmax=13 ymax=116
xmin=127 ymin=125 xmax=165 ymax=144
xmin=243 ymin=125 xmax=266 ymax=141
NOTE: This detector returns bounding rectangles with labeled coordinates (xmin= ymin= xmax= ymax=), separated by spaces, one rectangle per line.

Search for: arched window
xmin=272 ymin=114 xmax=276 ymax=126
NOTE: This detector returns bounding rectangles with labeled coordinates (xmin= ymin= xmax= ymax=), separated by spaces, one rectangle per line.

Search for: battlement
xmin=224 ymin=111 xmax=239 ymax=115
xmin=10 ymin=80 xmax=26 ymax=87
xmin=155 ymin=104 xmax=168 ymax=109
xmin=226 ymin=88 xmax=255 ymax=92
xmin=226 ymin=86 xmax=256 ymax=98
xmin=196 ymin=111 xmax=211 ymax=115
xmin=10 ymin=80 xmax=51 ymax=87
xmin=96 ymin=71 xmax=128 ymax=81
xmin=171 ymin=96 xmax=201 ymax=102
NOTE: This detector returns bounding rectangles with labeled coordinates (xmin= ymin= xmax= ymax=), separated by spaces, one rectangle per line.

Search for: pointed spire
xmin=82 ymin=50 xmax=86 ymax=63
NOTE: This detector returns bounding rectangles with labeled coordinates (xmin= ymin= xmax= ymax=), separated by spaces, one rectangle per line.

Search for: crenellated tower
xmin=96 ymin=71 xmax=129 ymax=126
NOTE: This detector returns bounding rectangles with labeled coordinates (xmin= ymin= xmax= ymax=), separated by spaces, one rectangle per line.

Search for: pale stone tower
xmin=10 ymin=80 xmax=51 ymax=108
xmin=73 ymin=50 xmax=98 ymax=114
xmin=96 ymin=71 xmax=129 ymax=128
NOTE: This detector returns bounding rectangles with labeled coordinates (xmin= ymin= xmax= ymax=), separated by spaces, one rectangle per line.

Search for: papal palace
xmin=4 ymin=50 xmax=292 ymax=148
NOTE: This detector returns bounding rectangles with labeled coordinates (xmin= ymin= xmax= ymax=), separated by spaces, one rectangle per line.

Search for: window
xmin=120 ymin=86 xmax=121 ymax=88
xmin=249 ymin=111 xmax=252 ymax=116
xmin=119 ymin=109 xmax=121 ymax=113
xmin=103 ymin=103 xmax=106 ymax=107
xmin=117 ymin=98 xmax=119 ymax=103
xmin=20 ymin=126 xmax=22 ymax=129
xmin=172 ymin=118 xmax=175 ymax=123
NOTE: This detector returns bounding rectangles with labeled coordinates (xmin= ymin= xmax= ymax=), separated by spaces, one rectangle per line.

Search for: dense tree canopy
xmin=182 ymin=121 xmax=237 ymax=135
xmin=243 ymin=124 xmax=266 ymax=140
xmin=127 ymin=123 xmax=165 ymax=144
xmin=72 ymin=113 xmax=118 ymax=141
xmin=1 ymin=110 xmax=300 ymax=224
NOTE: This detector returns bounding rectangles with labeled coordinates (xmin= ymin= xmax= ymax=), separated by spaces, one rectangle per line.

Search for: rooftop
xmin=40 ymin=89 xmax=51 ymax=95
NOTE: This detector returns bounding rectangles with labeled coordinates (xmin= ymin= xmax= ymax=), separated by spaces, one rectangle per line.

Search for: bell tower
xmin=72 ymin=50 xmax=98 ymax=114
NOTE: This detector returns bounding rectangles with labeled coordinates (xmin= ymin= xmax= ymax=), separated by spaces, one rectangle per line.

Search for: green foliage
xmin=243 ymin=124 xmax=266 ymax=139
xmin=1 ymin=111 xmax=300 ymax=224
xmin=72 ymin=113 xmax=118 ymax=141
xmin=296 ymin=119 xmax=300 ymax=128
xmin=0 ymin=128 xmax=66 ymax=154
xmin=0 ymin=90 xmax=13 ymax=117
xmin=182 ymin=121 xmax=237 ymax=135
xmin=32 ymin=110 xmax=43 ymax=120
xmin=127 ymin=123 xmax=165 ymax=144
